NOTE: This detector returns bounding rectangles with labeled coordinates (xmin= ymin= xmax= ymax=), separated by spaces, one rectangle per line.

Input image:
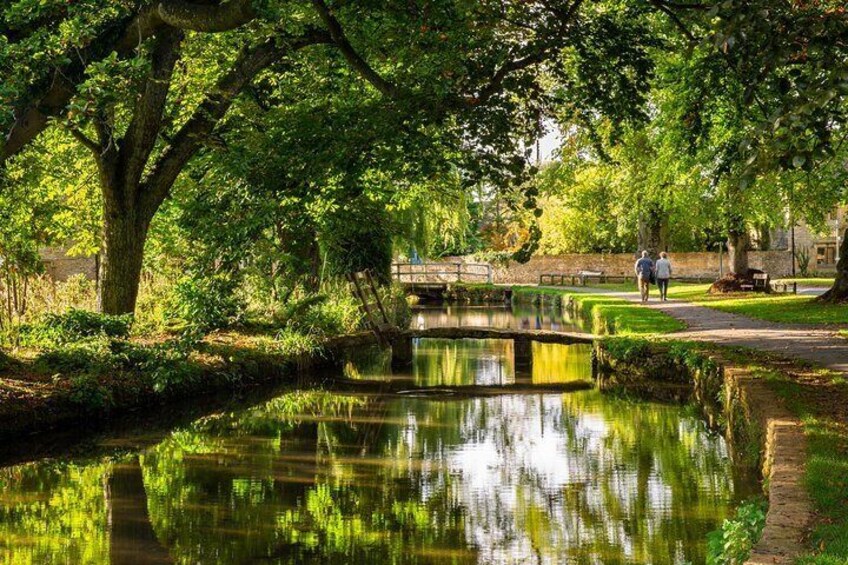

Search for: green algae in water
xmin=0 ymin=342 xmax=755 ymax=564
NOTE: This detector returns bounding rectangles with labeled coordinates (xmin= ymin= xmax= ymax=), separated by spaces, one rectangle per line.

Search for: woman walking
xmin=655 ymin=252 xmax=672 ymax=301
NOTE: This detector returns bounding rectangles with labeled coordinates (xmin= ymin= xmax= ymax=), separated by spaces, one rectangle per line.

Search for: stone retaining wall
xmin=446 ymin=251 xmax=794 ymax=283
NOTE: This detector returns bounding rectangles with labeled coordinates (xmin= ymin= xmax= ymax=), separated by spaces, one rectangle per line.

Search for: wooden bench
xmin=741 ymin=272 xmax=769 ymax=292
xmin=577 ymin=270 xmax=605 ymax=285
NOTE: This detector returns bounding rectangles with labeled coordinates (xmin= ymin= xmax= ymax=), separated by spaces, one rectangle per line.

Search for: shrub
xmin=707 ymin=498 xmax=767 ymax=565
xmin=110 ymin=331 xmax=203 ymax=393
xmin=380 ymin=284 xmax=412 ymax=328
xmin=67 ymin=373 xmax=113 ymax=411
xmin=21 ymin=308 xmax=133 ymax=346
xmin=33 ymin=336 xmax=117 ymax=375
xmin=274 ymin=328 xmax=322 ymax=357
xmin=167 ymin=273 xmax=245 ymax=331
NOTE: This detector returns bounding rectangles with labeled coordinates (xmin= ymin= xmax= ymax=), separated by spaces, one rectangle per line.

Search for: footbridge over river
xmin=392 ymin=262 xmax=495 ymax=300
xmin=390 ymin=326 xmax=597 ymax=371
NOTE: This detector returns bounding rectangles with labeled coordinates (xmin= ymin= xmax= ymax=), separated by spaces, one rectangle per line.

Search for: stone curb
xmin=724 ymin=369 xmax=814 ymax=565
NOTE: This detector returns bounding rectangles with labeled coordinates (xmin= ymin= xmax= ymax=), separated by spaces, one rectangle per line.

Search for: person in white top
xmin=655 ymin=252 xmax=672 ymax=301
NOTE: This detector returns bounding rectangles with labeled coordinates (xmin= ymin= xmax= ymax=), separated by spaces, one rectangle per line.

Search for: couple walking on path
xmin=635 ymin=251 xmax=672 ymax=303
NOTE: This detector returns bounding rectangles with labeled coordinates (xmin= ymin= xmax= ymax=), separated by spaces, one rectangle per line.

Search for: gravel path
xmin=555 ymin=286 xmax=848 ymax=376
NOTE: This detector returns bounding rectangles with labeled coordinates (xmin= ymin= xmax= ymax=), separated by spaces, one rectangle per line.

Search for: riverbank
xmin=0 ymin=327 xmax=387 ymax=444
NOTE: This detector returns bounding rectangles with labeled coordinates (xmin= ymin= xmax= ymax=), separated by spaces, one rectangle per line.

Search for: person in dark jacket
xmin=634 ymin=250 xmax=654 ymax=303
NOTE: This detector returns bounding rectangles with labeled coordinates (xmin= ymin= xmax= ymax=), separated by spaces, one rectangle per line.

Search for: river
xmin=0 ymin=303 xmax=756 ymax=564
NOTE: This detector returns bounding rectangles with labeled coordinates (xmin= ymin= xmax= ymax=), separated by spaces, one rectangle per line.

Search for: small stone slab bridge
xmin=392 ymin=326 xmax=597 ymax=369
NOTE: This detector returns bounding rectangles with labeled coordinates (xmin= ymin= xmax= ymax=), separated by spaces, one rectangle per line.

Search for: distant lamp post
xmin=833 ymin=218 xmax=842 ymax=263
xmin=715 ymin=241 xmax=724 ymax=278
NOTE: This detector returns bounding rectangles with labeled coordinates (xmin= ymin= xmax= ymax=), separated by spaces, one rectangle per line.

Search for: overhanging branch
xmin=1 ymin=1 xmax=259 ymax=165
xmin=157 ymin=0 xmax=257 ymax=32
xmin=140 ymin=29 xmax=330 ymax=214
xmin=311 ymin=0 xmax=401 ymax=99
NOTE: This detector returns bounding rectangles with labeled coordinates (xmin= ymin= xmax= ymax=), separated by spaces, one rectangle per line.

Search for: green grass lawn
xmin=512 ymin=285 xmax=685 ymax=335
xmin=557 ymin=281 xmax=847 ymax=327
xmin=661 ymin=284 xmax=848 ymax=326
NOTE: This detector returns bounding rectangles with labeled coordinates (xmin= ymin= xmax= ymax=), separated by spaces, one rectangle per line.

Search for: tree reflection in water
xmin=0 ymin=343 xmax=755 ymax=564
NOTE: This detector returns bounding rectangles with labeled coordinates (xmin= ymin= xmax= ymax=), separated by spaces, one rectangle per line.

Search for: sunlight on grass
xmin=512 ymin=286 xmax=684 ymax=335
xmin=663 ymin=285 xmax=848 ymax=326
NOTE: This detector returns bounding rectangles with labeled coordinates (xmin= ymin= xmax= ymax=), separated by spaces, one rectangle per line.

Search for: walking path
xmin=555 ymin=286 xmax=848 ymax=376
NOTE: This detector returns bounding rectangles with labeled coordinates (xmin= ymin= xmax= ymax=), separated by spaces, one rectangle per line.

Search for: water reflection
xmin=0 ymin=339 xmax=754 ymax=564
xmin=413 ymin=303 xmax=584 ymax=333
xmin=346 ymin=339 xmax=594 ymax=388
xmin=0 ymin=390 xmax=751 ymax=564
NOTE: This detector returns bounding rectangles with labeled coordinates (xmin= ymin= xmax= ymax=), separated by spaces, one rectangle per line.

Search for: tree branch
xmin=119 ymin=27 xmax=184 ymax=194
xmin=648 ymin=0 xmax=698 ymax=41
xmin=140 ymin=29 xmax=330 ymax=214
xmin=1 ymin=1 xmax=258 ymax=165
xmin=157 ymin=0 xmax=257 ymax=32
xmin=67 ymin=126 xmax=103 ymax=156
xmin=476 ymin=50 xmax=548 ymax=105
xmin=311 ymin=0 xmax=401 ymax=99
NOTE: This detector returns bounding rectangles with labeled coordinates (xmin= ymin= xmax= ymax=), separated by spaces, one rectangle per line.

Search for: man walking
xmin=655 ymin=252 xmax=672 ymax=301
xmin=634 ymin=250 xmax=654 ymax=303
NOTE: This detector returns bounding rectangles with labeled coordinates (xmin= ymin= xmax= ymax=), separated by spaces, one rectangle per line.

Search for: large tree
xmin=0 ymin=0 xmax=734 ymax=313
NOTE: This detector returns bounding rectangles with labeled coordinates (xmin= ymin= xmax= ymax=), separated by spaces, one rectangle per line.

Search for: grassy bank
xmin=568 ymin=280 xmax=848 ymax=327
xmin=0 ymin=286 xmax=411 ymax=439
xmin=511 ymin=285 xmax=685 ymax=334
xmin=665 ymin=284 xmax=848 ymax=326
xmin=760 ymin=370 xmax=848 ymax=564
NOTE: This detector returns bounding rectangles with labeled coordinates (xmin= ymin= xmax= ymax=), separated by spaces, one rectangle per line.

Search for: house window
xmin=817 ymin=244 xmax=837 ymax=266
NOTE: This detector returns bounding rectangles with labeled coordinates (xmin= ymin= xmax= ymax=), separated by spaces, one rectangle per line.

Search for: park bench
xmin=741 ymin=272 xmax=769 ymax=292
xmin=577 ymin=270 xmax=605 ymax=285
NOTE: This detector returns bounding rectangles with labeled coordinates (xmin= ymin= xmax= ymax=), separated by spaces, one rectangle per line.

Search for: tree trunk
xmin=727 ymin=230 xmax=750 ymax=276
xmin=98 ymin=208 xmax=151 ymax=314
xmin=818 ymin=233 xmax=848 ymax=302
xmin=637 ymin=210 xmax=668 ymax=258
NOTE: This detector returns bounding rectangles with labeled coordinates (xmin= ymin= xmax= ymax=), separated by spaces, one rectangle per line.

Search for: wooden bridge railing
xmin=392 ymin=262 xmax=493 ymax=284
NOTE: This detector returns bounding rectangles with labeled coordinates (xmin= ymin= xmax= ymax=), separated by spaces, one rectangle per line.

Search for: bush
xmin=33 ymin=336 xmax=117 ymax=375
xmin=273 ymin=327 xmax=322 ymax=357
xmin=167 ymin=273 xmax=244 ymax=331
xmin=288 ymin=292 xmax=362 ymax=337
xmin=21 ymin=308 xmax=133 ymax=346
xmin=110 ymin=331 xmax=203 ymax=393
xmin=67 ymin=372 xmax=113 ymax=411
xmin=707 ymin=498 xmax=767 ymax=565
xmin=380 ymin=284 xmax=412 ymax=328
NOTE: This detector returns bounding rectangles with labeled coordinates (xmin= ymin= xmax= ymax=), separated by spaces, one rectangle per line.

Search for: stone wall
xmin=448 ymin=251 xmax=794 ymax=284
xmin=40 ymin=247 xmax=97 ymax=281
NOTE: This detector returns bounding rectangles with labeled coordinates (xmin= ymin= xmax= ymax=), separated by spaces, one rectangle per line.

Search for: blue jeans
xmin=657 ymin=278 xmax=669 ymax=299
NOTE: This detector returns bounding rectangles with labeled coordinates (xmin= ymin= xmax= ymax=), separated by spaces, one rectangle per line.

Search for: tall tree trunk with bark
xmin=99 ymin=209 xmax=152 ymax=314
xmin=77 ymin=28 xmax=327 ymax=314
xmin=727 ymin=229 xmax=750 ymax=276
xmin=819 ymin=233 xmax=848 ymax=302
xmin=637 ymin=209 xmax=668 ymax=258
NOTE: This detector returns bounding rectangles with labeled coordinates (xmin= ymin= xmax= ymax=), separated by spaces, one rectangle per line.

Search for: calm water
xmin=0 ymin=334 xmax=754 ymax=564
